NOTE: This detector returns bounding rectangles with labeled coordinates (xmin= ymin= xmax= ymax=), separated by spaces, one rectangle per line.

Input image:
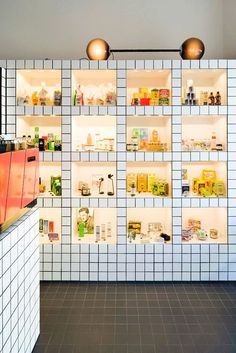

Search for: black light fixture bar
xmin=111 ymin=49 xmax=180 ymax=53
xmin=86 ymin=37 xmax=205 ymax=60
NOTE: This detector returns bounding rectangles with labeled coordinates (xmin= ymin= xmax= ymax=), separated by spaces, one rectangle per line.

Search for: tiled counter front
xmin=1 ymin=59 xmax=236 ymax=281
xmin=0 ymin=209 xmax=39 ymax=353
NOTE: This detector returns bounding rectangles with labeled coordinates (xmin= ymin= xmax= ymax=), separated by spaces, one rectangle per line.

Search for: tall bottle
xmin=215 ymin=91 xmax=221 ymax=105
xmin=211 ymin=131 xmax=217 ymax=151
xmin=34 ymin=127 xmax=39 ymax=147
xmin=209 ymin=92 xmax=215 ymax=105
xmin=79 ymin=222 xmax=85 ymax=238
xmin=76 ymin=85 xmax=84 ymax=106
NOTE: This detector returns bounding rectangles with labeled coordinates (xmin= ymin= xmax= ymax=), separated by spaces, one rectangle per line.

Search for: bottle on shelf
xmin=79 ymin=222 xmax=85 ymax=238
xmin=53 ymin=83 xmax=62 ymax=106
xmin=34 ymin=127 xmax=39 ymax=147
xmin=209 ymin=92 xmax=215 ymax=105
xmin=107 ymin=222 xmax=112 ymax=238
xmin=215 ymin=91 xmax=221 ymax=105
xmin=38 ymin=138 xmax=45 ymax=151
xmin=131 ymin=182 xmax=136 ymax=197
xmin=76 ymin=85 xmax=84 ymax=106
xmin=211 ymin=131 xmax=217 ymax=151
xmin=87 ymin=133 xmax=93 ymax=145
xmin=95 ymin=226 xmax=100 ymax=242
xmin=101 ymin=224 xmax=106 ymax=241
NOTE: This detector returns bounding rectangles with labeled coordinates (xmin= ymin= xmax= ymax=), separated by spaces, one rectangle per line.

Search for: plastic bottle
xmin=211 ymin=131 xmax=217 ymax=151
xmin=34 ymin=127 xmax=39 ymax=147
xmin=209 ymin=92 xmax=215 ymax=105
xmin=76 ymin=85 xmax=84 ymax=106
xmin=152 ymin=130 xmax=158 ymax=142
xmin=79 ymin=222 xmax=85 ymax=238
xmin=215 ymin=91 xmax=221 ymax=105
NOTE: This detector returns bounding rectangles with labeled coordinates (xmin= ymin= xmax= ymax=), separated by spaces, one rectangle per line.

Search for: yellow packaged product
xmin=192 ymin=178 xmax=199 ymax=194
xmin=139 ymin=87 xmax=149 ymax=95
xmin=202 ymin=169 xmax=216 ymax=181
xmin=137 ymin=174 xmax=148 ymax=193
xmin=148 ymin=174 xmax=158 ymax=192
xmin=127 ymin=173 xmax=137 ymax=192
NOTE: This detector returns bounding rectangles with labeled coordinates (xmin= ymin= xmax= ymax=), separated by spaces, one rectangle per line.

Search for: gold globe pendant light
xmin=86 ymin=37 xmax=205 ymax=60
xmin=179 ymin=37 xmax=205 ymax=60
xmin=86 ymin=38 xmax=110 ymax=60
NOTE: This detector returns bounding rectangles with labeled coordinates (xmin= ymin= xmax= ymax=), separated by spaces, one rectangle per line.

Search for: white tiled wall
xmin=0 ymin=68 xmax=6 ymax=135
xmin=1 ymin=59 xmax=236 ymax=281
xmin=0 ymin=208 xmax=39 ymax=353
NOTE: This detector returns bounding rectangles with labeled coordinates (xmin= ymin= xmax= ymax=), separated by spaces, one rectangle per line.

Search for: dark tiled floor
xmin=33 ymin=282 xmax=236 ymax=353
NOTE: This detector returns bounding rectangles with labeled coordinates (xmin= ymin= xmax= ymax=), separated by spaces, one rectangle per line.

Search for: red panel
xmin=6 ymin=150 xmax=26 ymax=221
xmin=0 ymin=152 xmax=11 ymax=225
xmin=22 ymin=148 xmax=39 ymax=208
xmin=33 ymin=149 xmax=39 ymax=199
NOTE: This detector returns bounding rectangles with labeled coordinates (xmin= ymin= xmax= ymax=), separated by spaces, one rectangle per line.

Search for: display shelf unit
xmin=39 ymin=161 xmax=62 ymax=198
xmin=127 ymin=207 xmax=172 ymax=244
xmin=72 ymin=161 xmax=117 ymax=198
xmin=1 ymin=58 xmax=236 ymax=281
xmin=72 ymin=207 xmax=117 ymax=244
xmin=182 ymin=207 xmax=227 ymax=244
xmin=72 ymin=115 xmax=116 ymax=152
xmin=39 ymin=207 xmax=61 ymax=244
xmin=16 ymin=69 xmax=61 ymax=107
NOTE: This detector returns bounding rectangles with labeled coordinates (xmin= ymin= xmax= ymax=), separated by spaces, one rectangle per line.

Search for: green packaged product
xmin=51 ymin=176 xmax=62 ymax=196
xmin=78 ymin=222 xmax=85 ymax=238
xmin=159 ymin=98 xmax=169 ymax=106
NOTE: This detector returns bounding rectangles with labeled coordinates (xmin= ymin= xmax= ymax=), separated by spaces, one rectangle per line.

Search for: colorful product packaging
xmin=128 ymin=221 xmax=142 ymax=234
xmin=148 ymin=174 xmax=158 ymax=192
xmin=215 ymin=181 xmax=225 ymax=196
xmin=159 ymin=89 xmax=170 ymax=98
xmin=127 ymin=173 xmax=137 ymax=192
xmin=137 ymin=174 xmax=148 ymax=192
xmin=139 ymin=128 xmax=148 ymax=150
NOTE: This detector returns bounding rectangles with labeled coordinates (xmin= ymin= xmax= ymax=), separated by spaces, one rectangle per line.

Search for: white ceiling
xmin=0 ymin=0 xmax=235 ymax=59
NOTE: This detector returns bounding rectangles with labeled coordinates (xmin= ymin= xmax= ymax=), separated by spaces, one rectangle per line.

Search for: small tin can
xmin=210 ymin=229 xmax=218 ymax=239
xmin=159 ymin=89 xmax=170 ymax=98
xmin=159 ymin=97 xmax=169 ymax=106
xmin=126 ymin=144 xmax=133 ymax=151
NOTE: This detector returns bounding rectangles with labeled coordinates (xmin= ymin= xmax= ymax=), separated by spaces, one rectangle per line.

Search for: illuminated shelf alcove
xmin=39 ymin=208 xmax=61 ymax=244
xmin=72 ymin=162 xmax=116 ymax=197
xmin=127 ymin=208 xmax=172 ymax=244
xmin=16 ymin=70 xmax=61 ymax=106
xmin=127 ymin=116 xmax=171 ymax=152
xmin=126 ymin=161 xmax=171 ymax=198
xmin=182 ymin=69 xmax=227 ymax=106
xmin=182 ymin=208 xmax=227 ymax=244
xmin=39 ymin=162 xmax=62 ymax=198
xmin=72 ymin=116 xmax=116 ymax=152
xmin=72 ymin=208 xmax=117 ymax=244
xmin=127 ymin=70 xmax=171 ymax=106
xmin=17 ymin=115 xmax=61 ymax=150
xmin=182 ymin=162 xmax=227 ymax=198
xmin=182 ymin=115 xmax=227 ymax=151
xmin=72 ymin=70 xmax=116 ymax=106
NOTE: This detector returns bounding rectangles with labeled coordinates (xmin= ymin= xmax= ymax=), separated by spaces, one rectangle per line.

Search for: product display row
xmin=16 ymin=68 xmax=228 ymax=107
xmin=39 ymin=207 xmax=227 ymax=245
xmin=16 ymin=115 xmax=227 ymax=153
xmin=38 ymin=161 xmax=227 ymax=199
xmin=182 ymin=166 xmax=226 ymax=197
